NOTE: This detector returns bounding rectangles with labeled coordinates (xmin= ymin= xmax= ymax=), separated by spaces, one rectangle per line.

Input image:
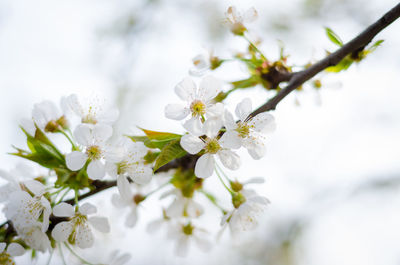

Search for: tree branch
xmin=251 ymin=2 xmax=400 ymax=116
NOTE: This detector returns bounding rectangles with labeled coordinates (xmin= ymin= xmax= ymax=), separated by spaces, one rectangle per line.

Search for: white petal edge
xmin=180 ymin=134 xmax=205 ymax=155
xmin=195 ymin=154 xmax=215 ymax=178
xmin=66 ymin=151 xmax=87 ymax=171
xmin=53 ymin=202 xmax=75 ymax=217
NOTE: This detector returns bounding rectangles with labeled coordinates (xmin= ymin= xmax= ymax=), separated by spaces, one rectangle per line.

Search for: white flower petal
xmin=248 ymin=144 xmax=266 ymax=160
xmin=76 ymin=224 xmax=94 ymax=249
xmin=235 ymin=98 xmax=252 ymax=121
xmin=183 ymin=117 xmax=204 ymax=136
xmin=80 ymin=202 xmax=97 ymax=215
xmin=53 ymin=202 xmax=75 ymax=217
xmin=111 ymin=193 xmax=127 ymax=208
xmin=87 ymin=160 xmax=106 ymax=180
xmin=186 ymin=200 xmax=204 ymax=218
xmin=175 ymin=77 xmax=197 ymax=101
xmin=89 ymin=216 xmax=110 ymax=233
xmin=20 ymin=118 xmax=36 ymax=136
xmin=248 ymin=112 xmax=276 ymax=134
xmin=51 ymin=221 xmax=73 ymax=242
xmin=198 ymin=75 xmax=221 ymax=102
xmin=243 ymin=177 xmax=265 ymax=185
xmin=203 ymin=117 xmax=223 ymax=138
xmin=195 ymin=154 xmax=215 ymax=178
xmin=74 ymin=124 xmax=93 ymax=146
xmin=180 ymin=134 xmax=205 ymax=154
xmin=223 ymin=110 xmax=236 ymax=130
xmin=65 ymin=94 xmax=84 ymax=117
xmin=129 ymin=165 xmax=152 ymax=185
xmin=125 ymin=209 xmax=138 ymax=228
xmin=117 ymin=175 xmax=133 ymax=202
xmin=110 ymin=252 xmax=132 ymax=265
xmin=207 ymin=102 xmax=224 ymax=117
xmin=243 ymin=7 xmax=258 ymax=22
xmin=8 ymin=242 xmax=25 ymax=256
xmin=218 ymin=150 xmax=241 ymax=170
xmin=24 ymin=180 xmax=45 ymax=196
xmin=93 ymin=123 xmax=113 ymax=142
xmin=219 ymin=130 xmax=241 ymax=149
xmin=66 ymin=151 xmax=88 ymax=171
xmin=0 ymin=242 xmax=6 ymax=253
xmin=194 ymin=236 xmax=212 ymax=252
xmin=98 ymin=108 xmax=119 ymax=125
xmin=105 ymin=162 xmax=118 ymax=178
xmin=164 ymin=104 xmax=190 ymax=120
xmin=175 ymin=235 xmax=190 ymax=257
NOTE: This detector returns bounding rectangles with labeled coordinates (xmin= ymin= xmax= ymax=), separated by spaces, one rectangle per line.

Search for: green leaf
xmin=128 ymin=129 xmax=182 ymax=149
xmin=368 ymin=39 xmax=384 ymax=52
xmin=325 ymin=27 xmax=343 ymax=47
xmin=154 ymin=139 xmax=187 ymax=171
xmin=143 ymin=150 xmax=160 ymax=164
xmin=326 ymin=56 xmax=353 ymax=73
xmin=231 ymin=76 xmax=259 ymax=89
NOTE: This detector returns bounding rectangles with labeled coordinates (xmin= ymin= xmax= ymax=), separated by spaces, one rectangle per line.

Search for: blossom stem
xmin=144 ymin=181 xmax=170 ymax=198
xmin=59 ymin=130 xmax=78 ymax=150
xmin=215 ymin=163 xmax=232 ymax=183
xmin=200 ymin=189 xmax=227 ymax=214
xmin=58 ymin=244 xmax=67 ymax=265
xmin=64 ymin=243 xmax=96 ymax=265
xmin=57 ymin=188 xmax=71 ymax=204
xmin=46 ymin=248 xmax=54 ymax=265
xmin=215 ymin=165 xmax=234 ymax=194
xmin=243 ymin=34 xmax=267 ymax=61
xmin=74 ymin=190 xmax=79 ymax=206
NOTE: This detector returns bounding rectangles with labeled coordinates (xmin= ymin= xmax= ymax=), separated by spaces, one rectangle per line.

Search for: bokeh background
xmin=1 ymin=0 xmax=400 ymax=264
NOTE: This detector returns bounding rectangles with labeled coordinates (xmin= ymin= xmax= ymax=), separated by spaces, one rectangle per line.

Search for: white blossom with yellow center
xmin=165 ymin=76 xmax=224 ymax=136
xmin=223 ymin=98 xmax=276 ymax=159
xmin=180 ymin=117 xmax=241 ymax=178
xmin=51 ymin=202 xmax=110 ymax=249
xmin=66 ymin=123 xmax=113 ymax=180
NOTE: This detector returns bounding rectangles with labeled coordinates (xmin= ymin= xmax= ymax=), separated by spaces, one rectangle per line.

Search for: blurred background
xmin=1 ymin=0 xmax=400 ymax=264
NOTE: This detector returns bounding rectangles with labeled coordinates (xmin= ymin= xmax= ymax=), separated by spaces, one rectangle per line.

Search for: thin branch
xmin=251 ymin=2 xmax=400 ymax=116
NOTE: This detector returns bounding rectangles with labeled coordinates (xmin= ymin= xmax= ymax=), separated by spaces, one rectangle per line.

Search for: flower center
xmin=232 ymin=192 xmax=246 ymax=209
xmin=86 ymin=145 xmax=102 ymax=160
xmin=190 ymin=100 xmax=206 ymax=117
xmin=133 ymin=194 xmax=145 ymax=205
xmin=0 ymin=252 xmax=13 ymax=265
xmin=205 ymin=138 xmax=221 ymax=154
xmin=182 ymin=223 xmax=194 ymax=235
xmin=235 ymin=122 xmax=250 ymax=138
xmin=26 ymin=198 xmax=45 ymax=219
xmin=72 ymin=214 xmax=87 ymax=226
xmin=44 ymin=120 xmax=60 ymax=133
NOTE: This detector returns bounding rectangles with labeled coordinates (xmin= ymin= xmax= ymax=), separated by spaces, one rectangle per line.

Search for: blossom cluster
xmin=0 ymin=5 xmax=277 ymax=264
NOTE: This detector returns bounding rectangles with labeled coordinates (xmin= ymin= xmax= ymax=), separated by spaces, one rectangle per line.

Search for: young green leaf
xmin=153 ymin=139 xmax=187 ymax=171
xmin=325 ymin=27 xmax=343 ymax=47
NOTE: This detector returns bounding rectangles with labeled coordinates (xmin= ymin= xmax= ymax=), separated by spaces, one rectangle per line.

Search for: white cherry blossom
xmin=163 ymin=189 xmax=204 ymax=218
xmin=32 ymin=100 xmax=68 ymax=133
xmin=180 ymin=118 xmax=241 ymax=178
xmin=111 ymin=175 xmax=144 ymax=228
xmin=0 ymin=242 xmax=25 ymax=264
xmin=66 ymin=123 xmax=113 ymax=180
xmin=221 ymin=190 xmax=269 ymax=235
xmin=225 ymin=6 xmax=258 ymax=35
xmin=165 ymin=76 xmax=224 ymax=136
xmin=5 ymin=180 xmax=51 ymax=233
xmin=167 ymin=222 xmax=211 ymax=257
xmin=0 ymin=163 xmax=36 ymax=203
xmin=51 ymin=202 xmax=110 ymax=249
xmin=106 ymin=137 xmax=152 ymax=185
xmin=16 ymin=224 xmax=51 ymax=252
xmin=189 ymin=49 xmax=220 ymax=76
xmin=223 ymin=98 xmax=276 ymax=159
xmin=63 ymin=94 xmax=119 ymax=125
xmin=146 ymin=209 xmax=171 ymax=235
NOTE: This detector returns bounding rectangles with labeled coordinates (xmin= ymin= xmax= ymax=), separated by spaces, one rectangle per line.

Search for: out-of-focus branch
xmin=251 ymin=2 xmax=400 ymax=116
